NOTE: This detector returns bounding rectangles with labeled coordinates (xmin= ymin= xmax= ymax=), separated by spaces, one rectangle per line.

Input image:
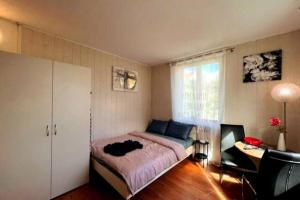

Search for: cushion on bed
xmin=146 ymin=119 xmax=169 ymax=135
xmin=165 ymin=120 xmax=194 ymax=140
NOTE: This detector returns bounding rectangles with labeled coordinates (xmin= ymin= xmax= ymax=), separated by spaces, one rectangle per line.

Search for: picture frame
xmin=243 ymin=49 xmax=282 ymax=83
xmin=112 ymin=66 xmax=138 ymax=92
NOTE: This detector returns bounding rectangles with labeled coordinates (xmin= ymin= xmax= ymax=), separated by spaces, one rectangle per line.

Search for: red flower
xmin=269 ymin=117 xmax=281 ymax=127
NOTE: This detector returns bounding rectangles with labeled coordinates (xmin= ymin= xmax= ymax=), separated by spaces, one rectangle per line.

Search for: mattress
xmin=147 ymin=133 xmax=194 ymax=149
xmin=91 ymin=155 xmax=125 ymax=180
xmin=91 ymin=133 xmax=193 ymax=186
xmin=92 ymin=132 xmax=187 ymax=193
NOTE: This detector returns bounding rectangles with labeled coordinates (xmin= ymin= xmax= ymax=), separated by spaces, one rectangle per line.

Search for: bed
xmin=91 ymin=130 xmax=195 ymax=199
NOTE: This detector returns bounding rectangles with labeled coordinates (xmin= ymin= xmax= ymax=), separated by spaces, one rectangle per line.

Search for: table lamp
xmin=271 ymin=83 xmax=300 ymax=150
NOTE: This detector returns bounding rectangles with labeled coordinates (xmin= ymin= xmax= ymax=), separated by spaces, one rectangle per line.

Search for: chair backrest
xmin=257 ymin=149 xmax=300 ymax=199
xmin=220 ymin=124 xmax=245 ymax=152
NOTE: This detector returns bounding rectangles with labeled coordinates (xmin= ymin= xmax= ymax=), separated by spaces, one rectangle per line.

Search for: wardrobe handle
xmin=46 ymin=125 xmax=49 ymax=136
xmin=54 ymin=124 xmax=57 ymax=135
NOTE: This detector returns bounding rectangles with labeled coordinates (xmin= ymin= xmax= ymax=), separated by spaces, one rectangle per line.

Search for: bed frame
xmin=91 ymin=145 xmax=194 ymax=199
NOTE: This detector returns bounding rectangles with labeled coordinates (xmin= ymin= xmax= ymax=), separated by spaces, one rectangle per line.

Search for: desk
xmin=235 ymin=141 xmax=265 ymax=159
xmin=235 ymin=141 xmax=265 ymax=168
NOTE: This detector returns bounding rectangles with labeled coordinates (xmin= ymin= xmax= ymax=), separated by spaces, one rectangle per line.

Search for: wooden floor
xmin=55 ymin=159 xmax=249 ymax=200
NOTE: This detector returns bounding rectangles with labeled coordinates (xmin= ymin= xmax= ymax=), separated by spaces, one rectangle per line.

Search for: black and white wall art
xmin=243 ymin=50 xmax=282 ymax=83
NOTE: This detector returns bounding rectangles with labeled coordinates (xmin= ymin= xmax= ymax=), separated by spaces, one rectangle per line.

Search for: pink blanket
xmin=91 ymin=132 xmax=187 ymax=194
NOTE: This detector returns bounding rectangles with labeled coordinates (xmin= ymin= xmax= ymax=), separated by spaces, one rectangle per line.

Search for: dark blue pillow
xmin=146 ymin=120 xmax=169 ymax=135
xmin=165 ymin=120 xmax=194 ymax=140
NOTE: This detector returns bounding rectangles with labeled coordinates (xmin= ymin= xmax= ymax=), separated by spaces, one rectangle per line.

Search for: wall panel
xmin=224 ymin=30 xmax=300 ymax=150
xmin=151 ymin=64 xmax=172 ymax=120
xmin=0 ymin=18 xmax=18 ymax=53
xmin=20 ymin=26 xmax=151 ymax=140
xmin=151 ymin=29 xmax=300 ymax=152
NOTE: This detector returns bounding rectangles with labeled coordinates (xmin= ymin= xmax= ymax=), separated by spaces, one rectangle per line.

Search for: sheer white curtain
xmin=170 ymin=53 xmax=225 ymax=163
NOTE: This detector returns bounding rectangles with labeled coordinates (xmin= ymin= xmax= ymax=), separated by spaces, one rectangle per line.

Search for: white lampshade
xmin=271 ymin=83 xmax=300 ymax=102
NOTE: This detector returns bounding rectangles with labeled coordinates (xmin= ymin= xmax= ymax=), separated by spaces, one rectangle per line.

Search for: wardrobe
xmin=0 ymin=51 xmax=91 ymax=199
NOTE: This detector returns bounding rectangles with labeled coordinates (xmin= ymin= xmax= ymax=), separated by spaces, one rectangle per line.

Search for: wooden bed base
xmin=91 ymin=145 xmax=194 ymax=199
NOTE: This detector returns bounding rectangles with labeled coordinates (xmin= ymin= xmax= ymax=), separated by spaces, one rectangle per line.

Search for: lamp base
xmin=277 ymin=132 xmax=286 ymax=151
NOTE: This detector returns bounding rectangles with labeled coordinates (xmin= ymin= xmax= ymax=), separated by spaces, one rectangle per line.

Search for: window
xmin=183 ymin=63 xmax=220 ymax=121
xmin=171 ymin=53 xmax=224 ymax=125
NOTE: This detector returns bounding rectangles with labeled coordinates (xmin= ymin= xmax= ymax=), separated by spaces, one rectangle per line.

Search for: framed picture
xmin=112 ymin=66 xmax=138 ymax=92
xmin=243 ymin=49 xmax=282 ymax=83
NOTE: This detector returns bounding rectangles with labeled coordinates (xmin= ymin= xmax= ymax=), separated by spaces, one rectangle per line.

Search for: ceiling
xmin=0 ymin=0 xmax=300 ymax=65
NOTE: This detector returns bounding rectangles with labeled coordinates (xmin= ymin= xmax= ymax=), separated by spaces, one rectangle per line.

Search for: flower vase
xmin=277 ymin=132 xmax=286 ymax=151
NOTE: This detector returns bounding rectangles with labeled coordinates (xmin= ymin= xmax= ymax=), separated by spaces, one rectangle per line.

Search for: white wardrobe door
xmin=0 ymin=52 xmax=52 ymax=200
xmin=51 ymin=62 xmax=91 ymax=198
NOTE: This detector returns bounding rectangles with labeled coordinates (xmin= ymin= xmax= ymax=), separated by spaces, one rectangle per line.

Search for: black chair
xmin=243 ymin=149 xmax=300 ymax=200
xmin=220 ymin=124 xmax=257 ymax=184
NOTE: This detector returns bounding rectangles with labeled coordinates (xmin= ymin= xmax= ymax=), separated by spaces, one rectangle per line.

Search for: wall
xmin=0 ymin=18 xmax=19 ymax=53
xmin=20 ymin=27 xmax=152 ymax=139
xmin=151 ymin=30 xmax=300 ymax=152
xmin=225 ymin=30 xmax=300 ymax=151
xmin=151 ymin=64 xmax=172 ymax=120
xmin=0 ymin=19 xmax=151 ymax=140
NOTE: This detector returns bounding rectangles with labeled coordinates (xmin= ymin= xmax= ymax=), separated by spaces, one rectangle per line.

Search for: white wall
xmin=0 ymin=19 xmax=152 ymax=140
xmin=151 ymin=63 xmax=172 ymax=120
xmin=224 ymin=30 xmax=300 ymax=150
xmin=151 ymin=30 xmax=300 ymax=152
xmin=0 ymin=18 xmax=18 ymax=53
